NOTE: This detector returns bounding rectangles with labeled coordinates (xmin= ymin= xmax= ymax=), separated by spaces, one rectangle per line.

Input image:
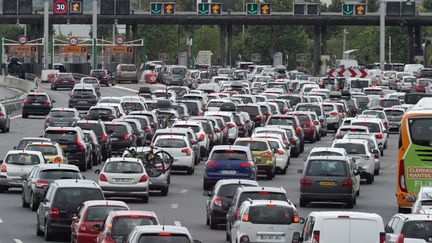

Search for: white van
xmin=346 ymin=78 xmax=371 ymax=92
xmin=292 ymin=211 xmax=385 ymax=243
xmin=404 ymin=64 xmax=424 ymax=76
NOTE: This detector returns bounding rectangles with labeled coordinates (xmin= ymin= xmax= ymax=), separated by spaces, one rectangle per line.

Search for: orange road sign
xmin=62 ymin=46 xmax=87 ymax=53
xmin=10 ymin=46 xmax=37 ymax=53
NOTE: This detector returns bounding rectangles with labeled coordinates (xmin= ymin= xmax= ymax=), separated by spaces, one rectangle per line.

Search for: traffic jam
xmin=2 ymin=62 xmax=432 ymax=243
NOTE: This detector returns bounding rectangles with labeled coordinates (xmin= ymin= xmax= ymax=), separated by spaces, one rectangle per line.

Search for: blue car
xmin=203 ymin=145 xmax=257 ymax=190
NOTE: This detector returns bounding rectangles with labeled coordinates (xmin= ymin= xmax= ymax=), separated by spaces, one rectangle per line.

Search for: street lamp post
xmin=379 ymin=0 xmax=386 ymax=71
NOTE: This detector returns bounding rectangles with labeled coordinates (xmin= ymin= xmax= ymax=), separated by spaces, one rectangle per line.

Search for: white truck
xmin=196 ymin=51 xmax=212 ymax=67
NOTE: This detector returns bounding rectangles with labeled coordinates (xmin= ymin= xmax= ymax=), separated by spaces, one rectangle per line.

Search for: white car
xmin=410 ymin=186 xmax=432 ymax=214
xmin=332 ymin=139 xmax=376 ymax=184
xmin=293 ymin=211 xmax=385 ymax=243
xmin=205 ymin=111 xmax=239 ymax=144
xmin=154 ymin=135 xmax=195 ymax=175
xmin=350 ymin=117 xmax=388 ymax=149
xmin=127 ymin=225 xmax=201 ymax=243
xmin=97 ymin=157 xmax=149 ymax=203
xmin=231 ymin=200 xmax=298 ymax=243
xmin=252 ymin=135 xmax=290 ymax=174
xmin=172 ymin=121 xmax=210 ymax=157
xmin=0 ymin=150 xmax=46 ymax=193
xmin=343 ymin=133 xmax=382 ymax=175
xmin=252 ymin=127 xmax=290 ymax=146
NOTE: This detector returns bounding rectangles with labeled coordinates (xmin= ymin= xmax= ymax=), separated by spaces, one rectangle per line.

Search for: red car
xmin=71 ymin=200 xmax=129 ymax=243
xmin=96 ymin=211 xmax=159 ymax=243
xmin=292 ymin=111 xmax=318 ymax=143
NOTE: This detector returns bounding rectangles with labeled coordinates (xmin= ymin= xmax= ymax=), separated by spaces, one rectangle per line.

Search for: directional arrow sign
xmin=150 ymin=2 xmax=162 ymax=14
xmin=247 ymin=3 xmax=258 ymax=15
xmin=260 ymin=3 xmax=271 ymax=15
xmin=164 ymin=3 xmax=175 ymax=15
xmin=355 ymin=4 xmax=366 ymax=15
xmin=211 ymin=3 xmax=222 ymax=15
xmin=198 ymin=3 xmax=210 ymax=15
xmin=342 ymin=4 xmax=354 ymax=15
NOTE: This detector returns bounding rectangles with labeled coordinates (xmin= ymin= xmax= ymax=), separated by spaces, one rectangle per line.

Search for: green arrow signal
xmin=198 ymin=3 xmax=209 ymax=14
xmin=247 ymin=4 xmax=257 ymax=14
xmin=343 ymin=4 xmax=353 ymax=15
xmin=151 ymin=3 xmax=161 ymax=14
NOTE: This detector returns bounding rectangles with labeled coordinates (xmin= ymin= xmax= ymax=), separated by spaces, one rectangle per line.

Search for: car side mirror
xmin=94 ymin=169 xmax=101 ymax=175
xmin=354 ymin=169 xmax=360 ymax=176
xmin=21 ymin=174 xmax=28 ymax=180
xmin=292 ymin=232 xmax=302 ymax=243
xmin=299 ymin=217 xmax=305 ymax=224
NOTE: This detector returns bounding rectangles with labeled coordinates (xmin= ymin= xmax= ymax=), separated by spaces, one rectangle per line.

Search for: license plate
xmin=78 ymin=101 xmax=87 ymax=104
xmin=259 ymin=235 xmax=283 ymax=241
xmin=320 ymin=181 xmax=336 ymax=186
xmin=114 ymin=178 xmax=133 ymax=183
xmin=221 ymin=170 xmax=236 ymax=175
xmin=32 ymin=103 xmax=41 ymax=105
xmin=61 ymin=145 xmax=67 ymax=149
xmin=111 ymin=137 xmax=118 ymax=141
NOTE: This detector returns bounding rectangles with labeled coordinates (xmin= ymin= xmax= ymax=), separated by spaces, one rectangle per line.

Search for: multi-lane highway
xmin=0 ymin=83 xmax=399 ymax=243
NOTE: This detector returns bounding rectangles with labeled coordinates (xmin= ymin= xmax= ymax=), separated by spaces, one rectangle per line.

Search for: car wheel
xmin=30 ymin=193 xmax=38 ymax=211
xmin=300 ymin=141 xmax=304 ymax=153
xmin=203 ymin=182 xmax=211 ymax=191
xmin=384 ymin=142 xmax=388 ymax=149
xmin=374 ymin=169 xmax=380 ymax=175
xmin=267 ymin=169 xmax=274 ymax=180
xmin=36 ymin=220 xmax=43 ymax=236
xmin=226 ymin=231 xmax=231 ymax=242
xmin=346 ymin=198 xmax=354 ymax=209
xmin=186 ymin=165 xmax=194 ymax=175
xmin=22 ymin=113 xmax=28 ymax=119
xmin=356 ymin=188 xmax=360 ymax=196
xmin=22 ymin=192 xmax=29 ymax=208
xmin=366 ymin=174 xmax=374 ymax=184
xmin=142 ymin=195 xmax=149 ymax=203
xmin=209 ymin=217 xmax=218 ymax=230
xmin=161 ymin=186 xmax=169 ymax=196
xmin=299 ymin=197 xmax=308 ymax=207
xmin=206 ymin=214 xmax=210 ymax=226
xmin=44 ymin=221 xmax=54 ymax=241
xmin=79 ymin=161 xmax=87 ymax=172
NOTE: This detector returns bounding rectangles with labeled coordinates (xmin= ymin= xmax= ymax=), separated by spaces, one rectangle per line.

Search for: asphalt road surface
xmin=0 ymin=82 xmax=399 ymax=243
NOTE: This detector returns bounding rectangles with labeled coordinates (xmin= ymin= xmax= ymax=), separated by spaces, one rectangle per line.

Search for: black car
xmin=75 ymin=120 xmax=112 ymax=160
xmin=36 ymin=179 xmax=104 ymax=241
xmin=90 ymin=69 xmax=116 ymax=86
xmin=22 ymin=164 xmax=83 ymax=211
xmin=0 ymin=103 xmax=10 ymax=133
xmin=22 ymin=92 xmax=54 ymax=118
xmin=237 ymin=104 xmax=264 ymax=128
xmin=44 ymin=108 xmax=80 ymax=129
xmin=123 ymin=115 xmax=153 ymax=143
xmin=205 ymin=180 xmax=258 ymax=230
xmin=113 ymin=118 xmax=145 ymax=146
xmin=84 ymin=105 xmax=118 ymax=121
xmin=82 ymin=130 xmax=103 ymax=166
xmin=44 ymin=127 xmax=92 ymax=171
xmin=104 ymin=121 xmax=135 ymax=154
xmin=51 ymin=73 xmax=76 ymax=90
xmin=68 ymin=84 xmax=99 ymax=110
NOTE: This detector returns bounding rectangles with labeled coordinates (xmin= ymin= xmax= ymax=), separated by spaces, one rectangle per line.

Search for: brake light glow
xmin=396 ymin=233 xmax=404 ymax=243
xmin=256 ymin=115 xmax=263 ymax=120
xmin=240 ymin=162 xmax=252 ymax=167
xmin=158 ymin=232 xmax=171 ymax=236
xmin=23 ymin=99 xmax=29 ymax=104
xmin=300 ymin=177 xmax=312 ymax=186
xmin=123 ymin=134 xmax=129 ymax=140
xmin=258 ymin=191 xmax=269 ymax=194
xmin=312 ymin=231 xmax=320 ymax=243
xmin=53 ymin=156 xmax=62 ymax=163
xmin=330 ymin=111 xmax=338 ymax=116
xmin=0 ymin=112 xmax=4 ymax=117
xmin=342 ymin=179 xmax=353 ymax=188
xmin=1 ymin=163 xmax=7 ymax=173
xmin=44 ymin=99 xmax=51 ymax=105
xmin=101 ymin=133 xmax=108 ymax=143
xmin=181 ymin=148 xmax=191 ymax=156
xmin=50 ymin=208 xmax=60 ymax=218
xmin=399 ymin=159 xmax=407 ymax=193
xmin=144 ymin=126 xmax=151 ymax=133
xmin=99 ymin=173 xmax=108 ymax=182
xmin=266 ymin=203 xmax=277 ymax=207
xmin=376 ymin=133 xmax=383 ymax=139
xmin=242 ymin=214 xmax=249 ymax=222
xmin=206 ymin=161 xmax=218 ymax=167
xmin=277 ymin=149 xmax=284 ymax=155
xmin=212 ymin=196 xmax=222 ymax=207
xmin=36 ymin=180 xmax=49 ymax=189
xmin=380 ymin=232 xmax=386 ymax=243
xmin=261 ymin=151 xmax=272 ymax=158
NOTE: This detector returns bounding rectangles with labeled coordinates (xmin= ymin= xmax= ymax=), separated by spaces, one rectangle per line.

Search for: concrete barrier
xmin=0 ymin=75 xmax=35 ymax=114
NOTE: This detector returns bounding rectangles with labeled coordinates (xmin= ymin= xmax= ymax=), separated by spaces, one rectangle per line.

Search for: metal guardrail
xmin=0 ymin=92 xmax=25 ymax=114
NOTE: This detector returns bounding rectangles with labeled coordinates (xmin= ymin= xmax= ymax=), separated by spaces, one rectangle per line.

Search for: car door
xmin=231 ymin=205 xmax=246 ymax=242
xmin=24 ymin=167 xmax=38 ymax=202
xmin=38 ymin=186 xmax=54 ymax=228
xmin=385 ymin=217 xmax=399 ymax=243
xmin=300 ymin=216 xmax=315 ymax=243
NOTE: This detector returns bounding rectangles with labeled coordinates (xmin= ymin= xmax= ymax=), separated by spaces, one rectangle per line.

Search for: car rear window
xmin=45 ymin=131 xmax=77 ymax=143
xmin=104 ymin=161 xmax=143 ymax=173
xmin=384 ymin=110 xmax=404 ymax=117
xmin=310 ymin=151 xmax=342 ymax=157
xmin=49 ymin=111 xmax=75 ymax=117
xmin=268 ymin=117 xmax=293 ymax=126
xmin=296 ymin=105 xmax=322 ymax=116
xmin=333 ymin=143 xmax=366 ymax=155
xmin=237 ymin=106 xmax=260 ymax=116
xmin=155 ymin=138 xmax=187 ymax=148
xmin=121 ymin=102 xmax=145 ymax=111
xmin=402 ymin=221 xmax=432 ymax=240
xmin=323 ymin=105 xmax=334 ymax=112
xmin=105 ymin=124 xmax=128 ymax=135
xmin=91 ymin=70 xmax=106 ymax=76
xmin=17 ymin=139 xmax=46 ymax=150
xmin=39 ymin=169 xmax=82 ymax=180
xmin=239 ymin=192 xmax=287 ymax=205
xmin=120 ymin=65 xmax=136 ymax=71
xmin=249 ymin=205 xmax=293 ymax=225
xmin=5 ymin=153 xmax=41 ymax=165
xmin=306 ymin=160 xmax=348 ymax=176
xmin=27 ymin=95 xmax=48 ymax=102
xmin=73 ymin=89 xmax=94 ymax=96
xmin=296 ymin=114 xmax=310 ymax=122
xmin=112 ymin=216 xmax=157 ymax=237
xmin=380 ymin=99 xmax=401 ymax=108
xmin=89 ymin=108 xmax=113 ymax=116
xmin=26 ymin=145 xmax=57 ymax=156
xmin=173 ymin=125 xmax=200 ymax=133
xmin=99 ymin=98 xmax=121 ymax=104
xmin=211 ymin=150 xmax=248 ymax=161
xmin=218 ymin=184 xmax=256 ymax=198
xmin=235 ymin=141 xmax=268 ymax=151
xmin=76 ymin=123 xmax=103 ymax=136
xmin=208 ymin=101 xmax=224 ymax=107
xmin=352 ymin=122 xmax=380 ymax=133
xmin=84 ymin=206 xmax=127 ymax=222
xmin=54 ymin=188 xmax=104 ymax=205
xmin=82 ymin=79 xmax=98 ymax=84
xmin=138 ymin=234 xmax=190 ymax=243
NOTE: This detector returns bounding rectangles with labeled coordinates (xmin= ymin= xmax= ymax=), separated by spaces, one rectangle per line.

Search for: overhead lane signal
xmin=198 ymin=2 xmax=210 ymax=15
xmin=355 ymin=4 xmax=366 ymax=15
xmin=150 ymin=2 xmax=162 ymax=14
xmin=246 ymin=3 xmax=259 ymax=15
xmin=211 ymin=3 xmax=222 ymax=15
xmin=164 ymin=3 xmax=175 ymax=15
xmin=259 ymin=3 xmax=271 ymax=15
xmin=342 ymin=4 xmax=354 ymax=15
xmin=69 ymin=0 xmax=83 ymax=15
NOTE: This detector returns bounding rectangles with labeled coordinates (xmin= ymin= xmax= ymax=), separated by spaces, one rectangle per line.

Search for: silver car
xmin=0 ymin=103 xmax=10 ymax=133
xmin=96 ymin=157 xmax=150 ymax=203
xmin=0 ymin=150 xmax=46 ymax=193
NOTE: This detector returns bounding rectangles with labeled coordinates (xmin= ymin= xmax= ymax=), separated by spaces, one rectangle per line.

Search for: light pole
xmin=379 ymin=0 xmax=386 ymax=71
xmin=44 ymin=0 xmax=49 ymax=69
xmin=342 ymin=29 xmax=348 ymax=56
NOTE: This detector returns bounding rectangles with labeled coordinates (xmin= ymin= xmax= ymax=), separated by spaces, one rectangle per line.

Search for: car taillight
xmin=50 ymin=208 xmax=60 ymax=218
xmin=396 ymin=233 xmax=404 ymax=243
xmin=256 ymin=115 xmax=263 ymax=120
xmin=0 ymin=112 xmax=4 ymax=117
xmin=145 ymin=126 xmax=151 ymax=133
xmin=342 ymin=179 xmax=352 ymax=187
xmin=261 ymin=151 xmax=272 ymax=158
xmin=277 ymin=149 xmax=284 ymax=155
xmin=312 ymin=231 xmax=320 ymax=243
xmin=53 ymin=156 xmax=62 ymax=163
xmin=226 ymin=122 xmax=235 ymax=128
xmin=235 ymin=209 xmax=239 ymax=217
xmin=123 ymin=134 xmax=129 ymax=140
xmin=181 ymin=148 xmax=191 ymax=156
xmin=362 ymin=155 xmax=370 ymax=160
xmin=376 ymin=133 xmax=383 ymax=139
xmin=101 ymin=133 xmax=108 ymax=143
xmin=212 ymin=196 xmax=222 ymax=207
xmin=240 ymin=162 xmax=252 ymax=167
xmin=78 ymin=224 xmax=89 ymax=233
xmin=374 ymin=153 xmax=379 ymax=159
xmin=237 ymin=123 xmax=244 ymax=128
xmin=399 ymin=159 xmax=407 ymax=193
xmin=99 ymin=173 xmax=108 ymax=182
xmin=139 ymin=174 xmax=148 ymax=182
xmin=77 ymin=141 xmax=84 ymax=150
xmin=44 ymin=99 xmax=51 ymax=105
xmin=289 ymin=138 xmax=297 ymax=145
xmin=206 ymin=161 xmax=218 ymax=167
xmin=214 ymin=127 xmax=220 ymax=132
xmin=330 ymin=111 xmax=338 ymax=116
xmin=36 ymin=179 xmax=49 ymax=189
xmin=380 ymin=232 xmax=386 ymax=243
xmin=23 ymin=99 xmax=29 ymax=104
xmin=1 ymin=163 xmax=6 ymax=173
xmin=296 ymin=127 xmax=301 ymax=134
xmin=300 ymin=177 xmax=312 ymax=186
xmin=240 ymin=235 xmax=250 ymax=243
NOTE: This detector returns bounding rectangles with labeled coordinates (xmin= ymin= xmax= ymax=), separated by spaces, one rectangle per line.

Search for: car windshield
xmin=351 ymin=80 xmax=369 ymax=89
xmin=138 ymin=235 xmax=191 ymax=243
xmin=5 ymin=153 xmax=41 ymax=165
xmin=155 ymin=138 xmax=187 ymax=148
xmin=104 ymin=161 xmax=143 ymax=173
xmin=76 ymin=123 xmax=103 ymax=136
xmin=362 ymin=111 xmax=385 ymax=119
xmin=45 ymin=131 xmax=77 ymax=143
xmin=235 ymin=141 xmax=268 ymax=151
xmin=49 ymin=110 xmax=76 ymax=118
xmin=306 ymin=160 xmax=348 ymax=176
xmin=112 ymin=216 xmax=157 ymax=237
xmin=26 ymin=145 xmax=57 ymax=156
xmin=402 ymin=221 xmax=432 ymax=240
xmin=352 ymin=122 xmax=380 ymax=133
xmin=310 ymin=151 xmax=342 ymax=157
xmin=39 ymin=170 xmax=82 ymax=180
xmin=268 ymin=117 xmax=293 ymax=126
xmin=249 ymin=205 xmax=293 ymax=225
xmin=385 ymin=110 xmax=404 ymax=117
xmin=218 ymin=184 xmax=256 ymax=198
xmin=54 ymin=188 xmax=104 ymax=205
xmin=84 ymin=206 xmax=127 ymax=222
xmin=89 ymin=108 xmax=113 ymax=116
xmin=408 ymin=118 xmax=432 ymax=146
xmin=211 ymin=150 xmax=248 ymax=161
xmin=334 ymin=143 xmax=366 ymax=154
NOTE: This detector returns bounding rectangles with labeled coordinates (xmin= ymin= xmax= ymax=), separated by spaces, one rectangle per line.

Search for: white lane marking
xmin=180 ymin=189 xmax=188 ymax=194
xmin=0 ymin=218 xmax=3 ymax=223
xmin=171 ymin=203 xmax=179 ymax=209
xmin=174 ymin=221 xmax=182 ymax=226
xmin=111 ymin=85 xmax=138 ymax=93
xmin=11 ymin=115 xmax=22 ymax=120
xmin=14 ymin=239 xmax=23 ymax=243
